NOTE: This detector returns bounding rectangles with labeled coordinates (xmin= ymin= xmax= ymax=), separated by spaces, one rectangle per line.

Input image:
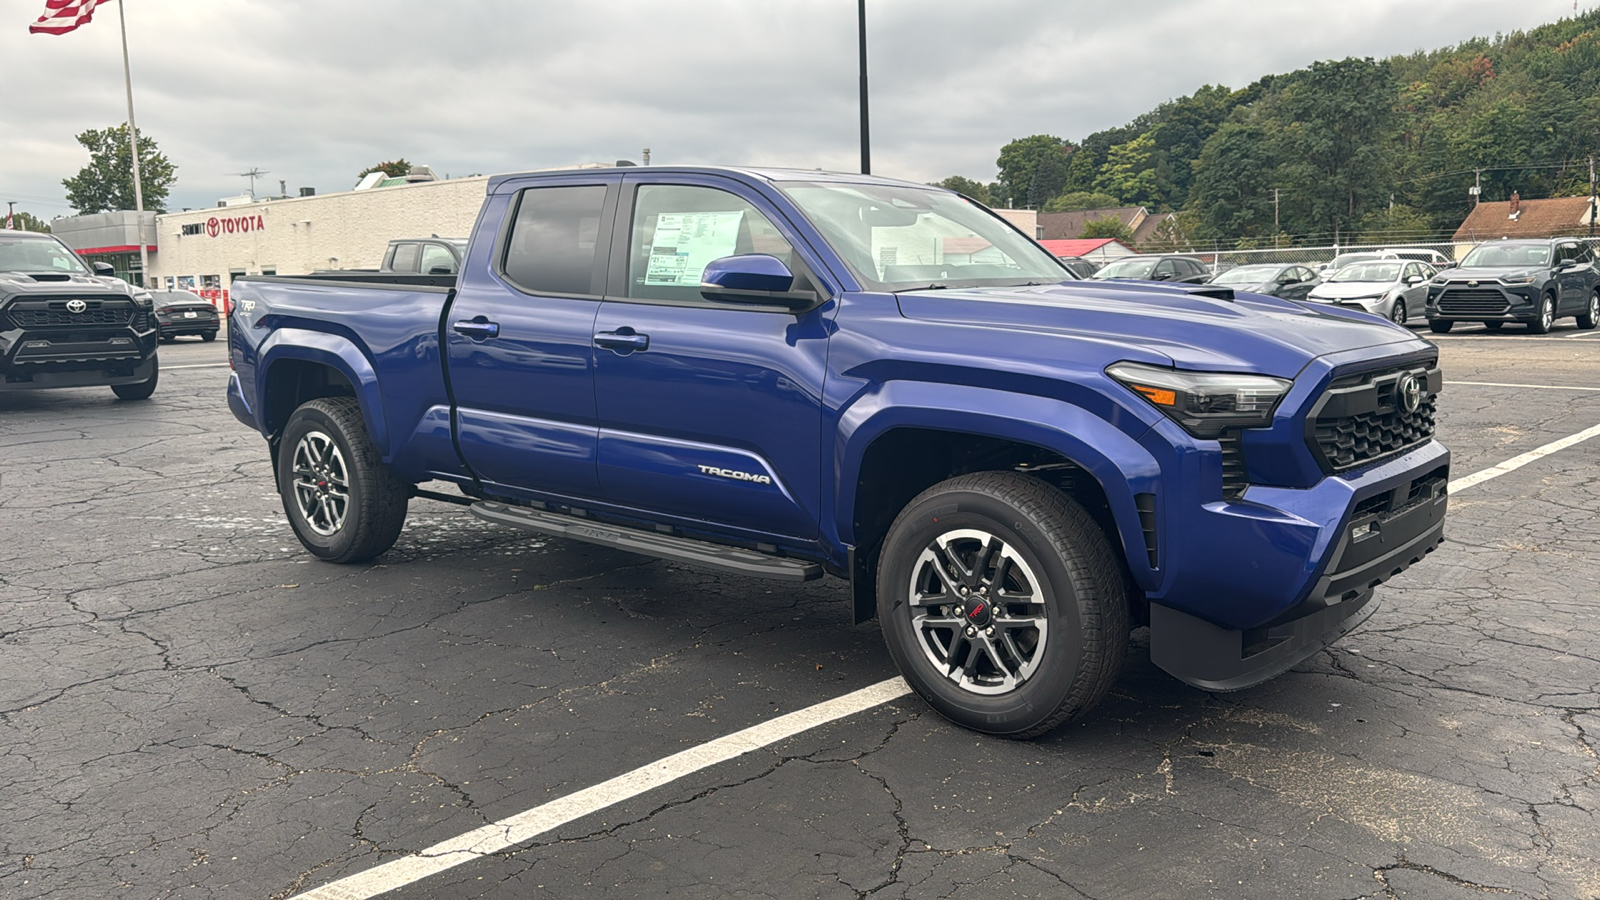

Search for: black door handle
xmin=594 ymin=328 xmax=649 ymax=353
xmin=453 ymin=317 xmax=500 ymax=340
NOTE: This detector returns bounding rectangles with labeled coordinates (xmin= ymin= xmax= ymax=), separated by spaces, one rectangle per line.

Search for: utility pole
xmin=1471 ymin=168 xmax=1482 ymax=206
xmin=1590 ymin=155 xmax=1596 ymax=239
xmin=858 ymin=0 xmax=870 ymax=175
xmin=1273 ymin=189 xmax=1280 ymax=248
xmin=116 ymin=1 xmax=148 ymax=286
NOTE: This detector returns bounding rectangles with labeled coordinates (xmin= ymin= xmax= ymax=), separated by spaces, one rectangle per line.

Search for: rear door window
xmin=390 ymin=243 xmax=420 ymax=273
xmin=419 ymin=243 xmax=457 ymax=275
xmin=502 ymin=185 xmax=608 ymax=296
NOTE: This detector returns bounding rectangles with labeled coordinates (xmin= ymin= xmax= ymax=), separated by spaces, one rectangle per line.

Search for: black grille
xmin=1314 ymin=393 xmax=1436 ymax=471
xmin=1438 ymin=287 xmax=1510 ymax=316
xmin=1219 ymin=431 xmax=1249 ymax=499
xmin=1134 ymin=493 xmax=1158 ymax=568
xmin=6 ymin=299 xmax=134 ymax=327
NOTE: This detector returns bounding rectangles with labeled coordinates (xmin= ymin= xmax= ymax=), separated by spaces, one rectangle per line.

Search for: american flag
xmin=29 ymin=0 xmax=108 ymax=36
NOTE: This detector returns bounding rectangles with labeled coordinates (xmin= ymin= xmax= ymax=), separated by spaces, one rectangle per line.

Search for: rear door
xmin=445 ymin=175 xmax=619 ymax=501
xmin=1555 ymin=241 xmax=1589 ymax=312
xmin=590 ymin=173 xmax=836 ymax=542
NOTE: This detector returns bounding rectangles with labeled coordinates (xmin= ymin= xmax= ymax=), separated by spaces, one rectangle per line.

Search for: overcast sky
xmin=0 ymin=0 xmax=1588 ymax=219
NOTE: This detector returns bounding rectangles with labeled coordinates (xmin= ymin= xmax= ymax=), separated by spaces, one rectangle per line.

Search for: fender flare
xmin=835 ymin=381 xmax=1163 ymax=587
xmin=256 ymin=328 xmax=389 ymax=456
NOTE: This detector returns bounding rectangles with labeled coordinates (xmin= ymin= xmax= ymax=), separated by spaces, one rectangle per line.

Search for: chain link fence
xmin=1177 ymin=235 xmax=1600 ymax=272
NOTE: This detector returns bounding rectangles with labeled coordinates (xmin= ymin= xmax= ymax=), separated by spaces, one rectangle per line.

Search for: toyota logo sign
xmin=1397 ymin=372 xmax=1424 ymax=415
xmin=65 ymin=299 xmax=87 ymax=313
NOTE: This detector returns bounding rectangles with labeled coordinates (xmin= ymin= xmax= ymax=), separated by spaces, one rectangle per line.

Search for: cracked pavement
xmin=3 ymin=331 xmax=1599 ymax=899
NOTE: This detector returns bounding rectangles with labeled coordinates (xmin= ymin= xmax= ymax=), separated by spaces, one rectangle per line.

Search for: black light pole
xmin=858 ymin=0 xmax=870 ymax=175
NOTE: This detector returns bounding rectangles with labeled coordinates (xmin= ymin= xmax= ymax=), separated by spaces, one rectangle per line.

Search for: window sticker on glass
xmin=644 ymin=211 xmax=746 ymax=286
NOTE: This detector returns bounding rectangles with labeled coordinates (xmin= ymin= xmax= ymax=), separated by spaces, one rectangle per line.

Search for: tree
xmin=1093 ymin=133 xmax=1161 ymax=207
xmin=1043 ymin=191 xmax=1121 ymax=212
xmin=61 ymin=124 xmax=176 ymax=214
xmin=934 ymin=176 xmax=992 ymax=205
xmin=1272 ymin=58 xmax=1398 ymax=236
xmin=358 ymin=159 xmax=412 ymax=180
xmin=1079 ymin=216 xmax=1136 ymax=244
xmin=4 ymin=211 xmax=51 ymax=233
xmin=1186 ymin=122 xmax=1277 ymax=240
xmin=1358 ymin=204 xmax=1435 ymax=243
xmin=996 ymin=135 xmax=1073 ymax=208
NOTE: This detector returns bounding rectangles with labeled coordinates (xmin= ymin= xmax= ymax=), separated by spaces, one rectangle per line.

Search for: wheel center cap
xmin=965 ymin=597 xmax=994 ymax=629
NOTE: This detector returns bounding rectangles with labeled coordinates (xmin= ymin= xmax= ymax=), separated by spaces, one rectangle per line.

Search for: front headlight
xmin=1499 ymin=273 xmax=1537 ymax=285
xmin=1430 ymin=275 xmax=1449 ymax=285
xmin=131 ymin=290 xmax=154 ymax=309
xmin=1108 ymin=362 xmax=1293 ymax=438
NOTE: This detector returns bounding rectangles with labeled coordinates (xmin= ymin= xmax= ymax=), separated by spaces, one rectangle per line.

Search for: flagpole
xmin=116 ymin=0 xmax=148 ymax=287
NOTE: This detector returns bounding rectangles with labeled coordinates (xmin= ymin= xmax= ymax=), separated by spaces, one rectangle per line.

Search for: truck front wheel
xmin=876 ymin=472 xmax=1128 ymax=738
xmin=278 ymin=397 xmax=409 ymax=563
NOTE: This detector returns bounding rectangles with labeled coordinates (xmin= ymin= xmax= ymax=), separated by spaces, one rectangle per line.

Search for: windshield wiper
xmin=891 ymin=283 xmax=949 ymax=293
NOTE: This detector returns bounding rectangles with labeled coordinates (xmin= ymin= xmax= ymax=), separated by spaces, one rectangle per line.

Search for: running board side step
xmin=470 ymin=501 xmax=824 ymax=582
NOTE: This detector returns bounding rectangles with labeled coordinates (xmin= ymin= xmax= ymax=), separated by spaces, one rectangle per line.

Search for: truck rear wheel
xmin=278 ymin=397 xmax=409 ymax=563
xmin=876 ymin=472 xmax=1128 ymax=738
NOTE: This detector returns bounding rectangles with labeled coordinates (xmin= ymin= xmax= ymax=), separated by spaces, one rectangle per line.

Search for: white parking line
xmin=1449 ymin=422 xmax=1600 ymax=493
xmin=1446 ymin=380 xmax=1600 ymax=391
xmin=291 ymin=678 xmax=912 ymax=900
xmin=288 ymin=421 xmax=1600 ymax=899
xmin=164 ymin=363 xmax=230 ymax=370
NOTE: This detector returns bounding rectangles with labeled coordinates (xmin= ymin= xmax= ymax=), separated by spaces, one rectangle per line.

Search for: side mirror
xmin=699 ymin=254 xmax=817 ymax=310
xmin=1405 ymin=275 xmax=1424 ymax=284
xmin=92 ymin=261 xmax=116 ymax=277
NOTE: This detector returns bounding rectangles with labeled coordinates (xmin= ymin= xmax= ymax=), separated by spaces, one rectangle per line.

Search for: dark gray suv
xmin=1426 ymin=239 xmax=1600 ymax=334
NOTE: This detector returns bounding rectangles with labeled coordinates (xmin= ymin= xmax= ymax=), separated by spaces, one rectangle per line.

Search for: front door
xmin=592 ymin=176 xmax=834 ymax=542
xmin=445 ymin=178 xmax=617 ymax=501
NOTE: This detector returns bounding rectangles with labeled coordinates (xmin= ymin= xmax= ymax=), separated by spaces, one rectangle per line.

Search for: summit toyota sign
xmin=199 ymin=213 xmax=266 ymax=238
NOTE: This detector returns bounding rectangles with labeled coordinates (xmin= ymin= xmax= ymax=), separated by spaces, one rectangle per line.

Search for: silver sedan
xmin=1304 ymin=259 xmax=1436 ymax=325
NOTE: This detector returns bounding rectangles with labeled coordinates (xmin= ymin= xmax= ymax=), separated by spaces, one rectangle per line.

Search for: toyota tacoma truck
xmin=226 ymin=166 xmax=1449 ymax=737
xmin=1426 ymin=238 xmax=1600 ymax=334
xmin=1 ymin=229 xmax=159 ymax=399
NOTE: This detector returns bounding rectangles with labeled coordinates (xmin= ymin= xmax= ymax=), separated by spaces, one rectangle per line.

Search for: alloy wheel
xmin=906 ymin=529 xmax=1049 ymax=696
xmin=291 ymin=430 xmax=350 ymax=536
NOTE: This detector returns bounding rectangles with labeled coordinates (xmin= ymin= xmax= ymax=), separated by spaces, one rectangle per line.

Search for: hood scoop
xmin=24 ymin=273 xmax=73 ymax=282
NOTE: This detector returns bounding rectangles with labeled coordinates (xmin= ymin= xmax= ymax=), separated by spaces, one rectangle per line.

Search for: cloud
xmin=0 ymin=0 xmax=1582 ymax=218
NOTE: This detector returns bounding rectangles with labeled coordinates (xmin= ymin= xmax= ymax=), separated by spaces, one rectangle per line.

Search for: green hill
xmin=960 ymin=9 xmax=1600 ymax=246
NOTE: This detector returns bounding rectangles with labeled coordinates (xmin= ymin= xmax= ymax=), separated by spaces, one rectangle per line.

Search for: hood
xmin=0 ymin=271 xmax=138 ymax=299
xmin=1439 ymin=266 xmax=1542 ymax=282
xmin=1307 ymin=281 xmax=1396 ymax=300
xmin=893 ymin=281 xmax=1420 ymax=378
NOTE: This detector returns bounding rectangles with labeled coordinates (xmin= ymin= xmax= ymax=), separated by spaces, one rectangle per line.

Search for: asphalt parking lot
xmin=3 ymin=324 xmax=1600 ymax=900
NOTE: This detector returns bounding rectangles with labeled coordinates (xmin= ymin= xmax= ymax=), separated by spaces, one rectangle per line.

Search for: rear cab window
xmin=501 ymin=185 xmax=609 ymax=296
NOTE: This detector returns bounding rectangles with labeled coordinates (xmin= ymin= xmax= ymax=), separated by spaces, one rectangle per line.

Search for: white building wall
xmin=149 ymin=177 xmax=489 ymax=287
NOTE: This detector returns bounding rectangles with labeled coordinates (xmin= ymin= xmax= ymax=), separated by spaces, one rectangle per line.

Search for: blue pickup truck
xmin=227 ymin=166 xmax=1449 ymax=737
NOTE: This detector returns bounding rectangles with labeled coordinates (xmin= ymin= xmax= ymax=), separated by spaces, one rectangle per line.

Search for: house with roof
xmin=1452 ymin=193 xmax=1600 ymax=255
xmin=1038 ymin=238 xmax=1136 ymax=263
xmin=1037 ymin=206 xmax=1183 ymax=249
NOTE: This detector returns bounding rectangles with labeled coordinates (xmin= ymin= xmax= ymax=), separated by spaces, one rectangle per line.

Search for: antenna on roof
xmin=235 ymin=167 xmax=268 ymax=200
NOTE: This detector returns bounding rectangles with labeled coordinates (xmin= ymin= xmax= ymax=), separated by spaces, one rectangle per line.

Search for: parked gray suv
xmin=1426 ymin=239 xmax=1600 ymax=334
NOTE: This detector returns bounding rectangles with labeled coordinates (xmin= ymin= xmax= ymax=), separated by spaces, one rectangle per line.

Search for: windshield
xmin=0 ymin=234 xmax=90 ymax=275
xmin=1326 ymin=253 xmax=1379 ymax=272
xmin=1330 ymin=262 xmax=1402 ymax=283
xmin=1092 ymin=258 xmax=1159 ymax=279
xmin=1460 ymin=244 xmax=1551 ymax=268
xmin=1210 ymin=265 xmax=1278 ymax=285
xmin=778 ymin=182 xmax=1065 ymax=290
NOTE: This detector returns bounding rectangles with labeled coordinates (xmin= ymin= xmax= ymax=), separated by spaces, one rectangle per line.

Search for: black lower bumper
xmin=158 ymin=318 xmax=219 ymax=336
xmin=0 ymin=353 xmax=156 ymax=391
xmin=1150 ymin=469 xmax=1448 ymax=692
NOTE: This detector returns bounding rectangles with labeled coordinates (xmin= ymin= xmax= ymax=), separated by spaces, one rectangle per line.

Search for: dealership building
xmin=52 ymin=170 xmax=490 ymax=301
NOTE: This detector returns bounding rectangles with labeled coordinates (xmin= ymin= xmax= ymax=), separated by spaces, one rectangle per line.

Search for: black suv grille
xmin=1437 ymin=286 xmax=1510 ymax=316
xmin=6 ymin=299 xmax=134 ymax=328
xmin=1310 ymin=362 xmax=1440 ymax=472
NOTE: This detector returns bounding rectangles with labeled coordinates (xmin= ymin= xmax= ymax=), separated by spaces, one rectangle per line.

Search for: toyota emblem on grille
xmin=65 ymin=299 xmax=87 ymax=313
xmin=1467 ymin=280 xmax=1479 ymax=287
xmin=1397 ymin=373 xmax=1424 ymax=414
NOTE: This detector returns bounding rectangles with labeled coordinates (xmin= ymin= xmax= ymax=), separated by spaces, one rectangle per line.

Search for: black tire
xmin=876 ymin=472 xmax=1128 ymax=738
xmin=1528 ymin=293 xmax=1556 ymax=334
xmin=1428 ymin=320 xmax=1453 ymax=334
xmin=277 ymin=397 xmax=410 ymax=563
xmin=1389 ymin=299 xmax=1407 ymax=326
xmin=111 ymin=355 xmax=159 ymax=400
xmin=1578 ymin=291 xmax=1599 ymax=330
xmin=159 ymin=333 xmax=175 ymax=344
xmin=1483 ymin=321 xmax=1505 ymax=332
xmin=201 ymin=331 xmax=217 ymax=342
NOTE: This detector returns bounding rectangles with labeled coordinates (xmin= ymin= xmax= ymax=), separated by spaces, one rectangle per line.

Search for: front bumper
xmin=1148 ymin=439 xmax=1448 ymax=690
